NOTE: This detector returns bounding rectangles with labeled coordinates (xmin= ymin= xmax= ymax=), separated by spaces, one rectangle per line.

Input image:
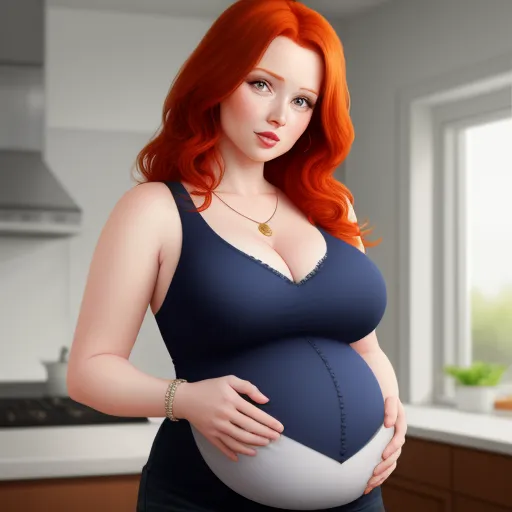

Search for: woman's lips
xmin=256 ymin=133 xmax=279 ymax=148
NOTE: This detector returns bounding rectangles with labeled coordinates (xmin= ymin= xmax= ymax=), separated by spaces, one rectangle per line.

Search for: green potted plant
xmin=444 ymin=361 xmax=508 ymax=413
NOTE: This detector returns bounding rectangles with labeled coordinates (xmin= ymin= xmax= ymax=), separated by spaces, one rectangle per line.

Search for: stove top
xmin=0 ymin=397 xmax=149 ymax=428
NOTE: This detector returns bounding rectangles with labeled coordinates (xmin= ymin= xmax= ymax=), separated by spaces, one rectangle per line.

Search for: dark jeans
xmin=137 ymin=463 xmax=386 ymax=512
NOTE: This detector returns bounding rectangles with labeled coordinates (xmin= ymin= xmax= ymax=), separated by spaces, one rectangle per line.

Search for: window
xmin=466 ymin=118 xmax=512 ymax=366
xmin=397 ymin=56 xmax=512 ymax=406
xmin=432 ymin=96 xmax=512 ymax=403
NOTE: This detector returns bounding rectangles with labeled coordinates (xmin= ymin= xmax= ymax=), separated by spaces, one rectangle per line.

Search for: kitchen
xmin=1 ymin=0 xmax=512 ymax=511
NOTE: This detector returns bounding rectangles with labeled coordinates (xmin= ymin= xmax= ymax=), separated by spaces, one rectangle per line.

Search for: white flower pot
xmin=454 ymin=385 xmax=497 ymax=414
xmin=41 ymin=361 xmax=69 ymax=397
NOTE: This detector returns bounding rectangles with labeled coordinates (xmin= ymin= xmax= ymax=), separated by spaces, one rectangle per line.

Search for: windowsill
xmin=403 ymin=403 xmax=512 ymax=456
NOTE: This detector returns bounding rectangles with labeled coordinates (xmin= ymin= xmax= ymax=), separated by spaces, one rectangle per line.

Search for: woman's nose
xmin=267 ymin=103 xmax=287 ymax=127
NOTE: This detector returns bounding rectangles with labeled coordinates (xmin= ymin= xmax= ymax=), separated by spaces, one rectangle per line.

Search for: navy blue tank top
xmin=154 ymin=181 xmax=388 ymax=463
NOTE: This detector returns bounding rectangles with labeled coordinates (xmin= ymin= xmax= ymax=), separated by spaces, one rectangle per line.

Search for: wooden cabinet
xmin=1 ymin=437 xmax=511 ymax=511
xmin=383 ymin=478 xmax=452 ymax=512
xmin=0 ymin=473 xmax=141 ymax=512
xmin=382 ymin=437 xmax=512 ymax=511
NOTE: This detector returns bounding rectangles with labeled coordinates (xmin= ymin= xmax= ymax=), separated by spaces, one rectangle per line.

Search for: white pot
xmin=41 ymin=361 xmax=69 ymax=397
xmin=454 ymin=385 xmax=497 ymax=414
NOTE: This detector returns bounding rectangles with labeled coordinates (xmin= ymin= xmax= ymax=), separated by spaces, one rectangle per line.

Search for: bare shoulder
xmin=107 ymin=181 xmax=182 ymax=243
xmin=115 ymin=180 xmax=177 ymax=220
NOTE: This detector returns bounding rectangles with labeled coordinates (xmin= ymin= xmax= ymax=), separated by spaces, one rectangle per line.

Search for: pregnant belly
xmin=185 ymin=337 xmax=394 ymax=510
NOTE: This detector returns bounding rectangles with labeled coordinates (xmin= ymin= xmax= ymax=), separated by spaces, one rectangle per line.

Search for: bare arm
xmin=67 ymin=182 xmax=179 ymax=418
xmin=351 ymin=330 xmax=399 ymax=400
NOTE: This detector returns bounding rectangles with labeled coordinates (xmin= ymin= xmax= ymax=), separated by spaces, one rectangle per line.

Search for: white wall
xmin=0 ymin=6 xmax=213 ymax=381
xmin=332 ymin=0 xmax=512 ymax=376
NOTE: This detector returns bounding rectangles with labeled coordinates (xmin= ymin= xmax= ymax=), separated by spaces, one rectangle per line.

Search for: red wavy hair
xmin=133 ymin=0 xmax=380 ymax=249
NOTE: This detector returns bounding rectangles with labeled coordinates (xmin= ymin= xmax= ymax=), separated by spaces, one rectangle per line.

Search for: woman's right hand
xmin=172 ymin=375 xmax=284 ymax=461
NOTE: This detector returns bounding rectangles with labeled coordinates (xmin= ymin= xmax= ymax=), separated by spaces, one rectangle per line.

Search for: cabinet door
xmin=393 ymin=436 xmax=451 ymax=489
xmin=453 ymin=446 xmax=512 ymax=510
xmin=383 ymin=476 xmax=452 ymax=512
xmin=0 ymin=474 xmax=141 ymax=512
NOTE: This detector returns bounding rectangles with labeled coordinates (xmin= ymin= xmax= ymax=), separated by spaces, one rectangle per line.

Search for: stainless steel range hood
xmin=0 ymin=0 xmax=82 ymax=237
xmin=0 ymin=150 xmax=82 ymax=236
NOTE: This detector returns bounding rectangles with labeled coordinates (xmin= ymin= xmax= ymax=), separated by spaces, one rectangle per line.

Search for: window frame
xmin=431 ymin=92 xmax=511 ymax=404
xmin=396 ymin=53 xmax=512 ymax=405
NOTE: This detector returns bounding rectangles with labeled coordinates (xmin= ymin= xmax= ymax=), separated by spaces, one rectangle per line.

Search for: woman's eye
xmin=251 ymin=80 xmax=269 ymax=91
xmin=295 ymin=97 xmax=314 ymax=109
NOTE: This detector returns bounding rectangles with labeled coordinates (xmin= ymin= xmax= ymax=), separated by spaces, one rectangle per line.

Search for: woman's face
xmin=219 ymin=36 xmax=324 ymax=163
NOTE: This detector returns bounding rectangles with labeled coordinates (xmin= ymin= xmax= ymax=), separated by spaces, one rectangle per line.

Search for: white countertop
xmin=404 ymin=404 xmax=512 ymax=456
xmin=0 ymin=417 xmax=163 ymax=481
xmin=0 ymin=404 xmax=511 ymax=481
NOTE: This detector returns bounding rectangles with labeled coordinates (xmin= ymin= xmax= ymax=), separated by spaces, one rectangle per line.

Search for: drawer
xmin=383 ymin=476 xmax=451 ymax=512
xmin=453 ymin=445 xmax=512 ymax=509
xmin=393 ymin=436 xmax=452 ymax=490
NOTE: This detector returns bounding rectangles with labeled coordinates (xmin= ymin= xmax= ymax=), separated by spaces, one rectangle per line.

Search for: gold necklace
xmin=211 ymin=190 xmax=279 ymax=237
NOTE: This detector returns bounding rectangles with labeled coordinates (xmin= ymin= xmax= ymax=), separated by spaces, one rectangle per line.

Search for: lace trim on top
xmin=247 ymin=250 xmax=328 ymax=286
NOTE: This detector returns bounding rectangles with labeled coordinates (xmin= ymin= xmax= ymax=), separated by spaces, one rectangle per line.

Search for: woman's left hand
xmin=364 ymin=396 xmax=407 ymax=495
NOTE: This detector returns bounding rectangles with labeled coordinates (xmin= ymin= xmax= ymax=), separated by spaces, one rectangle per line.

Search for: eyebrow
xmin=253 ymin=67 xmax=319 ymax=97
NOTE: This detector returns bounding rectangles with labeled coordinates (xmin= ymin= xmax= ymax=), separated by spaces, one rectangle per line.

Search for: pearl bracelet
xmin=164 ymin=378 xmax=187 ymax=421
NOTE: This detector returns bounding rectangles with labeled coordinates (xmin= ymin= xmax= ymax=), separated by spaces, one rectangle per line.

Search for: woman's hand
xmin=364 ymin=396 xmax=407 ymax=494
xmin=173 ymin=375 xmax=284 ymax=461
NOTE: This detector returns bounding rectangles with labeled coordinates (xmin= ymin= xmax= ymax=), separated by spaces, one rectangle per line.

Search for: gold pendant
xmin=258 ymin=223 xmax=273 ymax=237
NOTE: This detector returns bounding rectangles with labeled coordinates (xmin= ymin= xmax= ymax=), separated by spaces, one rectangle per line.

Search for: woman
xmin=67 ymin=0 xmax=407 ymax=510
